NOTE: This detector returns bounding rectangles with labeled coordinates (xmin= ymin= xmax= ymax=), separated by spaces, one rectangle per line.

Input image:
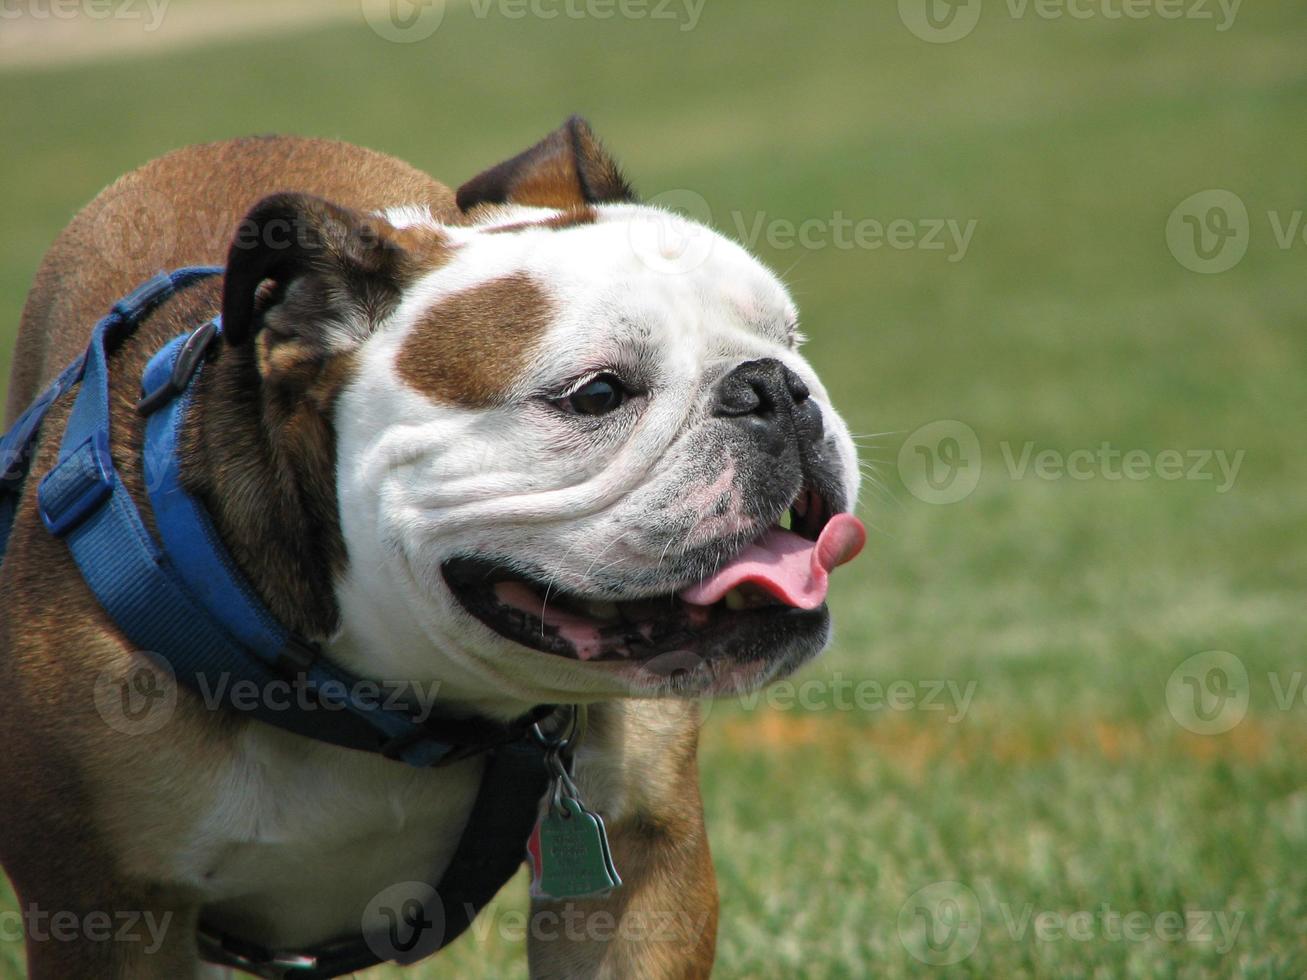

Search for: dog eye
xmin=559 ymin=374 xmax=629 ymax=416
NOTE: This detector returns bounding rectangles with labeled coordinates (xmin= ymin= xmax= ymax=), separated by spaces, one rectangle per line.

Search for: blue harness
xmin=0 ymin=268 xmax=554 ymax=978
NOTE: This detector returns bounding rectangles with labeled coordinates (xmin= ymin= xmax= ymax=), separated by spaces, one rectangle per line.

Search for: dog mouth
xmin=441 ymin=485 xmax=866 ymax=665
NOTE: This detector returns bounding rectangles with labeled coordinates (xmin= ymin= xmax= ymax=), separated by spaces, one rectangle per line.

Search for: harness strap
xmin=137 ymin=324 xmax=528 ymax=763
xmin=29 ymin=267 xmax=543 ymax=768
xmin=2 ymin=267 xmax=557 ymax=976
xmin=2 ymin=272 xmax=211 ymax=556
xmin=0 ymin=350 xmax=89 ymax=559
xmin=197 ymin=740 xmax=550 ymax=979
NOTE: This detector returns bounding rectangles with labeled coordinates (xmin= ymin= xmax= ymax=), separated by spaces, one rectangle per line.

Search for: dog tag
xmin=528 ymin=797 xmax=622 ymax=900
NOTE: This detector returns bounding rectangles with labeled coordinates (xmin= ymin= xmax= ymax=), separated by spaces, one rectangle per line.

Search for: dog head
xmin=220 ymin=118 xmax=864 ymax=711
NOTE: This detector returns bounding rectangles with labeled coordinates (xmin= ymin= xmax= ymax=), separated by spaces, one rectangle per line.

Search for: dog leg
xmin=527 ymin=701 xmax=718 ymax=980
xmin=17 ymin=891 xmax=201 ymax=980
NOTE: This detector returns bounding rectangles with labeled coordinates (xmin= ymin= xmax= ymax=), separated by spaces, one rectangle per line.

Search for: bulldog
xmin=0 ymin=117 xmax=864 ymax=979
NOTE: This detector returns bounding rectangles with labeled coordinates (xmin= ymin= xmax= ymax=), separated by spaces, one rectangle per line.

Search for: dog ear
xmin=222 ymin=192 xmax=431 ymax=351
xmin=456 ymin=115 xmax=636 ymax=212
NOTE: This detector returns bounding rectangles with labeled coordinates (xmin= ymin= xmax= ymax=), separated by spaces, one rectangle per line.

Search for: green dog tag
xmin=528 ymin=798 xmax=622 ymax=900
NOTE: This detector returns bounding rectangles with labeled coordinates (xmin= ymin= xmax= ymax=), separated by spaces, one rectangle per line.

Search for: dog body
xmin=0 ymin=121 xmax=861 ymax=978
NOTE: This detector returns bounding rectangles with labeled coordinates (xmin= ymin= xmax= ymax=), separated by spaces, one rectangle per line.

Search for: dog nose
xmin=714 ymin=358 xmax=808 ymax=417
xmin=713 ymin=358 xmax=821 ymax=451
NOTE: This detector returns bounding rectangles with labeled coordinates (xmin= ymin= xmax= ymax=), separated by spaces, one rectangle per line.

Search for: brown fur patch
xmin=482 ymin=206 xmax=599 ymax=235
xmin=456 ymin=116 xmax=635 ymax=213
xmin=391 ymin=222 xmax=458 ymax=270
xmin=397 ymin=272 xmax=554 ymax=407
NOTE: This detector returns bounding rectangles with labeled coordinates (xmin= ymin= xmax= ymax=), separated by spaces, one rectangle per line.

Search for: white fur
xmin=331 ymin=203 xmax=860 ymax=714
xmin=184 ymin=725 xmax=483 ymax=952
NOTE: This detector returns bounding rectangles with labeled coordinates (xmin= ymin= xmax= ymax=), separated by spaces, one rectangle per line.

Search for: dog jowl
xmin=0 ymin=118 xmax=864 ymax=979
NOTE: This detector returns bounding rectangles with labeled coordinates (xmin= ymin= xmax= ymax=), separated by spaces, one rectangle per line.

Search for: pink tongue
xmin=678 ymin=513 xmax=867 ymax=611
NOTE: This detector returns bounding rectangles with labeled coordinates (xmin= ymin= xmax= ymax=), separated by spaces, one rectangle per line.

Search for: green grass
xmin=3 ymin=2 xmax=1306 ymax=976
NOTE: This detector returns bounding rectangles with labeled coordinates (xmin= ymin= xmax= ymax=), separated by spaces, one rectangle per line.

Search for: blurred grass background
xmin=3 ymin=1 xmax=1307 ymax=976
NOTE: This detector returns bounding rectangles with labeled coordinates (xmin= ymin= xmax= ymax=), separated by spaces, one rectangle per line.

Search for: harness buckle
xmin=37 ymin=430 xmax=115 ymax=537
xmin=137 ymin=319 xmax=221 ymax=415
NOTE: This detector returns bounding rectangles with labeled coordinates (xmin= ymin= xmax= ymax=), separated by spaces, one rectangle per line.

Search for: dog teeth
xmin=723 ymin=589 xmax=748 ymax=611
xmin=586 ymin=600 xmax=621 ymax=621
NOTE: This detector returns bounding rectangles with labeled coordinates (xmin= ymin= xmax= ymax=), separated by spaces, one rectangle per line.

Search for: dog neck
xmin=173 ymin=302 xmax=350 ymax=642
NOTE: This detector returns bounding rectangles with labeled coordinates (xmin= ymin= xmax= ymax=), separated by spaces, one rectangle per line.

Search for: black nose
xmin=713 ymin=358 xmax=821 ymax=453
xmin=714 ymin=358 xmax=808 ymax=416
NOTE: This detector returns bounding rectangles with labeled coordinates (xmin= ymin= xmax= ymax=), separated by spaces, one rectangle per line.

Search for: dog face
xmin=221 ymin=121 xmax=863 ymax=709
